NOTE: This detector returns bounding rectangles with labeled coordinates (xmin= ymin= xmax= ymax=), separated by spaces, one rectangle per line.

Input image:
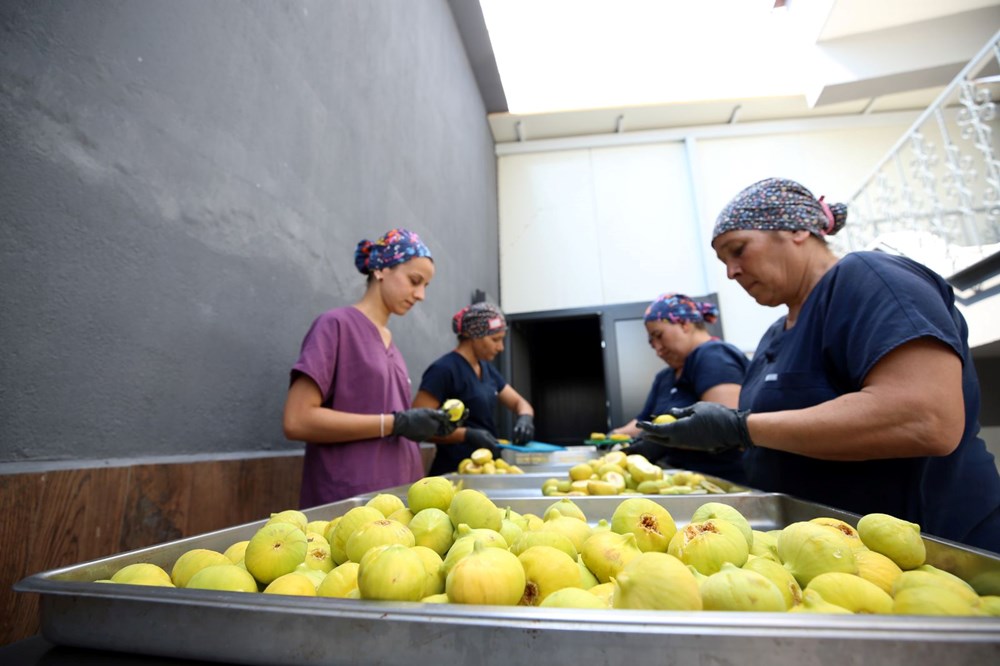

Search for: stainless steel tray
xmin=499 ymin=445 xmax=598 ymax=467
xmin=16 ymin=494 xmax=1000 ymax=666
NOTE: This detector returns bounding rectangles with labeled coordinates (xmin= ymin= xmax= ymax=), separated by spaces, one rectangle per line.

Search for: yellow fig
xmin=171 ymin=549 xmax=232 ymax=588
xmin=543 ymin=498 xmax=587 ymax=523
xmin=588 ymin=582 xmax=615 ymax=607
xmin=470 ymin=448 xmax=493 ymax=465
xmin=446 ymin=541 xmax=525 ymax=605
xmin=345 ymin=519 xmax=415 ymax=563
xmin=263 ymin=572 xmax=318 ymax=596
xmin=581 ymin=531 xmax=642 ymax=584
xmin=316 ymin=561 xmax=360 ymax=598
xmin=265 ymin=509 xmax=308 ymax=533
xmin=856 ymin=513 xmax=925 ymax=570
xmin=892 ymin=586 xmax=981 ymax=616
xmin=510 ymin=531 xmax=578 ymax=560
xmin=701 ymin=562 xmax=785 ymax=612
xmin=612 ymin=552 xmax=702 ymax=610
xmin=806 ymin=572 xmax=893 ymax=614
xmin=852 ymin=549 xmax=902 ymax=594
xmin=777 ymin=521 xmax=857 ymax=587
xmin=668 ymin=519 xmax=749 ymax=575
xmin=587 ymin=480 xmax=619 ymax=495
xmin=809 ymin=517 xmax=864 ymax=550
xmin=421 ymin=593 xmax=450 ymax=603
xmin=569 ymin=463 xmax=595 ymax=482
xmin=517 ymin=546 xmax=581 ymax=606
xmin=186 ymin=564 xmax=257 ymax=593
xmin=357 ymin=544 xmax=425 ymax=601
xmin=610 ymin=498 xmax=677 ymax=553
xmin=442 ymin=398 xmax=466 ymax=422
xmin=539 ymin=587 xmax=606 ymax=609
xmin=979 ymin=595 xmax=1000 ymax=616
xmin=651 ymin=414 xmax=677 ymax=425
xmin=748 ymin=530 xmax=779 ymax=562
xmin=690 ymin=502 xmax=753 ymax=549
xmin=411 ymin=545 xmax=445 ymax=597
xmin=407 ymin=476 xmax=456 ymax=513
xmin=453 ymin=524 xmax=508 ymax=549
xmin=448 ymin=489 xmax=501 ymax=532
xmin=788 ymin=589 xmax=853 ymax=614
xmin=408 ymin=507 xmax=455 ymax=557
xmin=892 ymin=569 xmax=980 ymax=607
xmin=365 ymin=493 xmax=406 ymax=518
xmin=222 ymin=541 xmax=250 ymax=565
xmin=329 ymin=506 xmax=384 ymax=565
xmin=111 ymin=563 xmax=172 ymax=587
xmin=578 ymin=555 xmax=600 ymax=589
xmin=539 ymin=516 xmax=593 ymax=553
xmin=743 ymin=557 xmax=802 ymax=609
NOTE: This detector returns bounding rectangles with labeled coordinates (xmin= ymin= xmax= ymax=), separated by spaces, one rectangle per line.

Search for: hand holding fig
xmin=391 ymin=408 xmax=458 ymax=441
xmin=636 ymin=402 xmax=751 ymax=454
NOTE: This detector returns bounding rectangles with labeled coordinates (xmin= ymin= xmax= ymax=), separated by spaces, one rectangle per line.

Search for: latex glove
xmin=636 ymin=402 xmax=751 ymax=454
xmin=512 ymin=414 xmax=535 ymax=445
xmin=391 ymin=408 xmax=457 ymax=441
xmin=464 ymin=428 xmax=501 ymax=458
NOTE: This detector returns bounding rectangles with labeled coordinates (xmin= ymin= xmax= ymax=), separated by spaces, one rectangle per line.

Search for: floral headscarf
xmin=452 ymin=302 xmax=506 ymax=339
xmin=354 ymin=228 xmax=433 ymax=275
xmin=644 ymin=293 xmax=719 ymax=324
xmin=712 ymin=177 xmax=848 ymax=240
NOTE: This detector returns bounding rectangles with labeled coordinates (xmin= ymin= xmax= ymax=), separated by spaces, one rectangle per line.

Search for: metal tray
xmin=16 ymin=494 xmax=1000 ymax=666
xmin=500 ymin=445 xmax=597 ymax=467
xmin=361 ymin=472 xmax=752 ymax=500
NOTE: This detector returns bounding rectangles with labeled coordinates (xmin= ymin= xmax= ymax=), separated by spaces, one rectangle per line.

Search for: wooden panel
xmin=120 ymin=464 xmax=193 ymax=551
xmin=0 ymin=473 xmax=43 ymax=646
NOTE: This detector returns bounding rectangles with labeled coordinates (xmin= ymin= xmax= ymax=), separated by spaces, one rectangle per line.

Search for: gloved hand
xmin=391 ymin=408 xmax=458 ymax=441
xmin=636 ymin=402 xmax=752 ymax=454
xmin=464 ymin=428 xmax=501 ymax=458
xmin=512 ymin=414 xmax=535 ymax=445
xmin=621 ymin=437 xmax=668 ymax=465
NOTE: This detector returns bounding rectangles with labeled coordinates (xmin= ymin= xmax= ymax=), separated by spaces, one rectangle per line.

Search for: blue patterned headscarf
xmin=644 ymin=293 xmax=719 ymax=324
xmin=712 ymin=178 xmax=848 ymax=241
xmin=452 ymin=302 xmax=506 ymax=339
xmin=354 ymin=228 xmax=433 ymax=275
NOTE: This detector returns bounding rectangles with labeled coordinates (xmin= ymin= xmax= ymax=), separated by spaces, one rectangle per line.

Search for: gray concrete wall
xmin=0 ymin=1 xmax=498 ymax=463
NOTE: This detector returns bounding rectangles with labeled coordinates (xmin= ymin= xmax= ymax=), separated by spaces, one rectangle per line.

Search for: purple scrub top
xmin=291 ymin=306 xmax=424 ymax=507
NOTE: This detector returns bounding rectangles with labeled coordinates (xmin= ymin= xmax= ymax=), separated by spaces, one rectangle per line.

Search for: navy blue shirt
xmin=418 ymin=351 xmax=507 ymax=475
xmin=740 ymin=251 xmax=1000 ymax=549
xmin=637 ymin=340 xmax=749 ymax=481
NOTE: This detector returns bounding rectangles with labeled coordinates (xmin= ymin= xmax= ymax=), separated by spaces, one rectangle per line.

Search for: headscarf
xmin=644 ymin=293 xmax=719 ymax=324
xmin=452 ymin=302 xmax=506 ymax=339
xmin=354 ymin=228 xmax=433 ymax=275
xmin=712 ymin=177 xmax=848 ymax=241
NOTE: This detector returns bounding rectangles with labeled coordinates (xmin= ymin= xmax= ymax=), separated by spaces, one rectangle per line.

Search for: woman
xmin=283 ymin=228 xmax=458 ymax=508
xmin=413 ymin=302 xmax=535 ymax=476
xmin=639 ymin=177 xmax=1000 ymax=551
xmin=613 ymin=294 xmax=749 ymax=481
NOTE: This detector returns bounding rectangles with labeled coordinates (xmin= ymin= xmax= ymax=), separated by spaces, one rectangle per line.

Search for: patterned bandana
xmin=354 ymin=228 xmax=433 ymax=275
xmin=712 ymin=177 xmax=848 ymax=241
xmin=644 ymin=293 xmax=719 ymax=324
xmin=452 ymin=302 xmax=507 ymax=339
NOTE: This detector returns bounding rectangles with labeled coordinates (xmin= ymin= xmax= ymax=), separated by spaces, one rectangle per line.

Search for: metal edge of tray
xmin=14 ymin=494 xmax=1000 ymax=666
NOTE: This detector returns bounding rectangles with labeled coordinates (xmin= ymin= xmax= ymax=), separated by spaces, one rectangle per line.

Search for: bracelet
xmin=380 ymin=413 xmax=385 ymax=438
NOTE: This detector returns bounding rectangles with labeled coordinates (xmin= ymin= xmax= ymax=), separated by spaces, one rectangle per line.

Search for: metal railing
xmin=836 ymin=30 xmax=1000 ymax=290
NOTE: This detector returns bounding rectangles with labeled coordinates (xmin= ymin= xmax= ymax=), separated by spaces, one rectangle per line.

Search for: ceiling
xmin=449 ymin=0 xmax=1000 ymax=144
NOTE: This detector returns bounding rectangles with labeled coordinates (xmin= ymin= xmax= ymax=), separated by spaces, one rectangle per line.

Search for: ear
xmin=790 ymin=229 xmax=812 ymax=245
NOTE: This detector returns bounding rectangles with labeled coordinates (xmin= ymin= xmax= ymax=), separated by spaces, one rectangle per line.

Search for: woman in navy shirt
xmin=613 ymin=293 xmax=748 ymax=481
xmin=639 ymin=177 xmax=1000 ymax=552
xmin=414 ymin=302 xmax=535 ymax=475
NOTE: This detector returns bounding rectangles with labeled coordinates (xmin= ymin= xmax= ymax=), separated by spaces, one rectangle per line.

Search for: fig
xmin=892 ymin=586 xmax=981 ymax=616
xmin=411 ymin=545 xmax=445 ymax=597
xmin=518 ymin=545 xmax=581 ymax=606
xmin=322 ymin=516 xmax=343 ymax=545
xmin=856 ymin=513 xmax=925 ymax=570
xmin=365 ymin=493 xmax=405 ymax=518
xmin=111 ymin=563 xmax=172 ymax=587
xmin=442 ymin=398 xmax=466 ymax=422
xmin=569 ymin=464 xmax=595 ymax=482
xmin=409 ymin=508 xmax=455 ymax=556
xmin=588 ymin=582 xmax=615 ymax=607
xmin=612 ymin=552 xmax=702 ymax=611
xmin=668 ymin=519 xmax=749 ymax=575
xmin=171 ymin=549 xmax=234 ymax=588
xmin=806 ymin=572 xmax=893 ymax=614
xmin=743 ymin=557 xmax=802 ymax=609
xmin=329 ymin=506 xmax=384 ymax=565
xmin=511 ymin=531 xmax=578 ymax=560
xmin=305 ymin=519 xmax=330 ymax=536
xmin=302 ymin=538 xmax=334 ymax=573
xmin=453 ymin=524 xmax=508 ymax=549
xmin=748 ymin=530 xmax=779 ymax=562
xmin=446 ymin=541 xmax=525 ymax=605
xmin=471 ymin=448 xmax=494 ymax=466
xmin=407 ymin=476 xmax=456 ymax=513
xmin=777 ymin=521 xmax=857 ymax=587
xmin=581 ymin=531 xmax=642 ymax=583
xmin=245 ymin=522 xmax=308 ymax=585
xmin=540 ymin=516 xmax=593 ymax=553
xmin=809 ymin=517 xmax=864 ymax=550
xmin=499 ymin=509 xmax=525 ymax=547
xmin=186 ymin=564 xmax=257 ymax=593
xmin=788 ymin=589 xmax=853 ymax=614
xmin=892 ymin=568 xmax=980 ymax=607
xmin=587 ymin=480 xmax=619 ymax=495
xmin=626 ymin=458 xmax=663 ymax=484
xmin=442 ymin=533 xmax=506 ymax=575
xmin=421 ymin=593 xmax=450 ymax=603
xmin=543 ymin=498 xmax=587 ymax=522
xmin=223 ymin=541 xmax=249 ymax=565
xmin=701 ymin=562 xmax=785 ymax=612
xmin=578 ymin=555 xmax=600 ymax=588
xmin=357 ymin=544 xmax=426 ymax=601
xmin=652 ymin=414 xmax=677 ymax=425
xmin=388 ymin=507 xmax=414 ymax=526
xmin=317 ymin=561 xmax=360 ymax=598
xmin=345 ymin=519 xmax=415 ymax=563
xmin=610 ymin=498 xmax=677 ymax=553
xmin=852 ymin=549 xmax=902 ymax=594
xmin=264 ymin=572 xmax=318 ymax=596
xmin=539 ymin=588 xmax=606 ymax=609
xmin=980 ymin=596 xmax=1000 ymax=616
xmin=690 ymin=502 xmax=753 ymax=548
xmin=448 ymin=489 xmax=501 ymax=531
xmin=266 ymin=509 xmax=308 ymax=533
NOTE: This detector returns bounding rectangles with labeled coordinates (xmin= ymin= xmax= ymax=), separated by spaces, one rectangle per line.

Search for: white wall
xmin=497 ymin=117 xmax=910 ymax=353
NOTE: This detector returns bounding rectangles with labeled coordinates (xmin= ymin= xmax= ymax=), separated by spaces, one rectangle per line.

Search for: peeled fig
xmin=329 ymin=506 xmax=384 ymax=565
xmin=345 ymin=519 xmax=415 ymax=563
xmin=668 ymin=519 xmax=749 ymax=575
xmin=448 ymin=489 xmax=501 ymax=532
xmin=540 ymin=515 xmax=593 ymax=553
xmin=581 ymin=531 xmax=642 ymax=583
xmin=805 ymin=572 xmax=893 ymax=614
xmin=691 ymin=502 xmax=752 ymax=548
xmin=539 ymin=588 xmax=606 ymax=609
xmin=892 ymin=586 xmax=981 ymax=616
xmin=411 ymin=545 xmax=445 ymax=597
xmin=701 ymin=562 xmax=785 ymax=612
xmin=358 ymin=544 xmax=426 ymax=601
xmin=612 ymin=552 xmax=702 ymax=611
xmin=446 ymin=541 xmax=526 ymax=605
xmin=408 ymin=476 xmax=456 ymax=513
xmin=611 ymin=498 xmax=677 ymax=552
xmin=626 ymin=458 xmax=663 ymax=484
xmin=409 ymin=508 xmax=455 ymax=556
xmin=856 ymin=513 xmax=925 ymax=570
xmin=743 ymin=557 xmax=802 ymax=609
xmin=518 ymin=545 xmax=581 ymax=605
xmin=365 ymin=493 xmax=406 ymax=518
xmin=543 ymin=498 xmax=587 ymax=522
xmin=510 ymin=531 xmax=578 ymax=560
xmin=852 ymin=549 xmax=902 ymax=594
xmin=317 ymin=561 xmax=360 ymax=598
xmin=777 ymin=521 xmax=857 ymax=587
xmin=788 ymin=589 xmax=852 ymax=614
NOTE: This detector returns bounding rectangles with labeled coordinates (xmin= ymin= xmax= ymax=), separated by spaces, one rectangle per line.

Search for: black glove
xmin=636 ymin=402 xmax=752 ymax=454
xmin=621 ymin=437 xmax=669 ymax=465
xmin=464 ymin=428 xmax=501 ymax=457
xmin=512 ymin=414 xmax=535 ymax=445
xmin=391 ymin=408 xmax=457 ymax=441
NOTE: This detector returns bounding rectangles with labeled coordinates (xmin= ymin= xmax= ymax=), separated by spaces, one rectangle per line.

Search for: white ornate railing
xmin=837 ymin=30 xmax=1000 ymax=290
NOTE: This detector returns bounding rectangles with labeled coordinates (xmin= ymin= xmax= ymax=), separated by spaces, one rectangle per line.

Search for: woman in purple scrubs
xmin=283 ymin=229 xmax=458 ymax=508
xmin=638 ymin=178 xmax=1000 ymax=552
